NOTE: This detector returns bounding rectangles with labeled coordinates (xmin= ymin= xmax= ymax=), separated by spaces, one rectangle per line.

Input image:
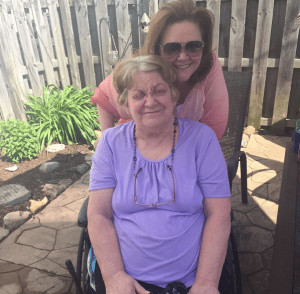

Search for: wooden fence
xmin=0 ymin=0 xmax=299 ymax=133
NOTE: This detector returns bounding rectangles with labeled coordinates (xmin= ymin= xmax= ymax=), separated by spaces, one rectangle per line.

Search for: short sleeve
xmin=89 ymin=131 xmax=116 ymax=190
xmin=196 ymin=127 xmax=231 ymax=198
xmin=90 ymin=74 xmax=130 ymax=120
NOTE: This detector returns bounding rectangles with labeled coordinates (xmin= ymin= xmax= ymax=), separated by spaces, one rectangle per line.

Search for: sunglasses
xmin=160 ymin=40 xmax=204 ymax=59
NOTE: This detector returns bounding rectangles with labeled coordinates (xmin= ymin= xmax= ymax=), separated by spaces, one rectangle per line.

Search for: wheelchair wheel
xmin=76 ymin=228 xmax=91 ymax=294
xmin=219 ymin=231 xmax=242 ymax=294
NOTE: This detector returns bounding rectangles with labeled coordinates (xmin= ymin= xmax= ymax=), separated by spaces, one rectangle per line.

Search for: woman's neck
xmin=135 ymin=120 xmax=174 ymax=143
xmin=177 ymin=81 xmax=192 ymax=105
xmin=134 ymin=119 xmax=178 ymax=161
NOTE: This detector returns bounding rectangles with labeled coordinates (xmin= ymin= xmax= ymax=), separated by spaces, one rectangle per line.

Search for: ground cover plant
xmin=0 ymin=119 xmax=40 ymax=163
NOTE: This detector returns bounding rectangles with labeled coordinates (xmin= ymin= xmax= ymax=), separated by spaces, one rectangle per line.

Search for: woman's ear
xmin=124 ymin=103 xmax=132 ymax=119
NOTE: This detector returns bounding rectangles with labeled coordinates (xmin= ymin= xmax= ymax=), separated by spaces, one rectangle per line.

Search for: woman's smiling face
xmin=160 ymin=21 xmax=203 ymax=83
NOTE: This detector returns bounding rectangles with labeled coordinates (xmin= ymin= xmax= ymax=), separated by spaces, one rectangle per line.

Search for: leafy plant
xmin=24 ymin=85 xmax=99 ymax=149
xmin=0 ymin=119 xmax=40 ymax=163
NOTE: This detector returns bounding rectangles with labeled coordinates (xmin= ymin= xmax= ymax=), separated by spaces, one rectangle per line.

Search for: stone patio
xmin=0 ymin=131 xmax=291 ymax=293
xmin=0 ymin=173 xmax=90 ymax=293
xmin=231 ymin=132 xmax=290 ymax=293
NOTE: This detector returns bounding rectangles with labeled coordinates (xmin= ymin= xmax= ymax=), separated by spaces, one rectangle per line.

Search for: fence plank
xmin=74 ymin=0 xmax=96 ymax=87
xmin=0 ymin=5 xmax=27 ymax=120
xmin=58 ymin=0 xmax=81 ymax=88
xmin=129 ymin=3 xmax=139 ymax=51
xmin=94 ymin=0 xmax=112 ymax=79
xmin=158 ymin=0 xmax=173 ymax=7
xmin=5 ymin=5 xmax=25 ymax=76
xmin=4 ymin=5 xmax=30 ymax=99
xmin=228 ymin=0 xmax=247 ymax=71
xmin=31 ymin=0 xmax=58 ymax=86
xmin=26 ymin=9 xmax=46 ymax=87
xmin=25 ymin=6 xmax=41 ymax=66
xmin=206 ymin=0 xmax=221 ymax=54
xmin=271 ymin=0 xmax=300 ymax=133
xmin=137 ymin=0 xmax=150 ymax=48
xmin=5 ymin=7 xmax=31 ymax=96
xmin=107 ymin=0 xmax=136 ymax=4
xmin=12 ymin=0 xmax=43 ymax=96
xmin=148 ymin=0 xmax=154 ymax=19
xmin=0 ymin=68 xmax=15 ymax=120
xmin=115 ymin=0 xmax=133 ymax=59
xmin=247 ymin=0 xmax=275 ymax=129
xmin=148 ymin=0 xmax=159 ymax=16
xmin=40 ymin=6 xmax=58 ymax=65
xmin=41 ymin=5 xmax=60 ymax=82
xmin=47 ymin=0 xmax=70 ymax=87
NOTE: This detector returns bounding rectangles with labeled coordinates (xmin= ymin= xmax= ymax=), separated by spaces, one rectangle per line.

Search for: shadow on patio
xmin=231 ymin=131 xmax=291 ymax=294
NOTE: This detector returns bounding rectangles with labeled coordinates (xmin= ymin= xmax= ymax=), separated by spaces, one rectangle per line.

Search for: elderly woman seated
xmin=88 ymin=55 xmax=231 ymax=294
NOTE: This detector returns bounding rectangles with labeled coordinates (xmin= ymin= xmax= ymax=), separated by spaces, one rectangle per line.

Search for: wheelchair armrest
xmin=227 ymin=151 xmax=248 ymax=203
xmin=78 ymin=197 xmax=89 ymax=228
xmin=227 ymin=151 xmax=245 ymax=184
xmin=227 ymin=150 xmax=244 ymax=169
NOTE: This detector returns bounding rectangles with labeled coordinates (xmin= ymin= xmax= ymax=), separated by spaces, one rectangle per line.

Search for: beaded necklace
xmin=133 ymin=117 xmax=178 ymax=175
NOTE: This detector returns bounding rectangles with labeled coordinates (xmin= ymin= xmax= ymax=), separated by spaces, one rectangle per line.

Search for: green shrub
xmin=0 ymin=119 xmax=40 ymax=163
xmin=24 ymin=85 xmax=99 ymax=149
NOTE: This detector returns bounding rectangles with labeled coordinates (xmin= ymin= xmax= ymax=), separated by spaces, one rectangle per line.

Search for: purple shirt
xmin=90 ymin=118 xmax=231 ymax=288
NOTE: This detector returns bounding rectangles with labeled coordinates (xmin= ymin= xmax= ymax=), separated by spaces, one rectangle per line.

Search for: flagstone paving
xmin=231 ymin=133 xmax=290 ymax=294
xmin=0 ymin=173 xmax=90 ymax=294
xmin=0 ymin=132 xmax=291 ymax=293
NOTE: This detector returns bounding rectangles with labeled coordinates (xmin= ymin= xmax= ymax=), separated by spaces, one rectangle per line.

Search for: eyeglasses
xmin=134 ymin=166 xmax=176 ymax=207
xmin=160 ymin=40 xmax=204 ymax=59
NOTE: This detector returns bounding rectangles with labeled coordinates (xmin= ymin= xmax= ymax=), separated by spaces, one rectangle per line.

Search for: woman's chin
xmin=139 ymin=116 xmax=166 ymax=129
xmin=141 ymin=116 xmax=161 ymax=126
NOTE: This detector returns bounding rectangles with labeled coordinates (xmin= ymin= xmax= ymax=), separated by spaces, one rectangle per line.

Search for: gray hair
xmin=112 ymin=55 xmax=179 ymax=105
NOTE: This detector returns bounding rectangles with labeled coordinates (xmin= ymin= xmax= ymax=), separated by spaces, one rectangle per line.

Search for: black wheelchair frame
xmin=65 ymin=70 xmax=252 ymax=294
xmin=66 ymin=197 xmax=242 ymax=294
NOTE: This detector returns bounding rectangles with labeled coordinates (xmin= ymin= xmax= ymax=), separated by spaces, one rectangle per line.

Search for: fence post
xmin=140 ymin=0 xmax=150 ymax=48
xmin=31 ymin=0 xmax=58 ymax=87
xmin=12 ymin=0 xmax=43 ymax=97
xmin=74 ymin=0 xmax=96 ymax=87
xmin=95 ymin=0 xmax=112 ymax=79
xmin=115 ymin=0 xmax=133 ymax=59
xmin=47 ymin=0 xmax=70 ymax=87
xmin=59 ymin=0 xmax=81 ymax=88
xmin=247 ymin=0 xmax=274 ymax=130
xmin=271 ymin=0 xmax=300 ymax=134
xmin=228 ymin=0 xmax=247 ymax=71
xmin=207 ymin=0 xmax=221 ymax=55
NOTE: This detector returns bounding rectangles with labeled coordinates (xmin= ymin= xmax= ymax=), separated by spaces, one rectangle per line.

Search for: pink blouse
xmin=91 ymin=53 xmax=228 ymax=140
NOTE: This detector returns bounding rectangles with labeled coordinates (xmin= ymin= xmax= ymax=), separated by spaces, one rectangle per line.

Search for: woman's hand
xmin=105 ymin=270 xmax=149 ymax=294
xmin=188 ymin=283 xmax=219 ymax=294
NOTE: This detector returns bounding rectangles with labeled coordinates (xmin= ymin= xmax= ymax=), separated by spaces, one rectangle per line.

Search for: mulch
xmin=0 ymin=144 xmax=93 ymax=228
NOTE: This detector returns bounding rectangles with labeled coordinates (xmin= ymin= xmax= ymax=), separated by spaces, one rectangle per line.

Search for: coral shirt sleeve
xmin=201 ymin=53 xmax=229 ymax=140
xmin=90 ymin=74 xmax=123 ymax=120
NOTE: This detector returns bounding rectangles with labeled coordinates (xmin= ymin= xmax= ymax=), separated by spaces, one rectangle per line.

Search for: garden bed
xmin=0 ymin=143 xmax=93 ymax=227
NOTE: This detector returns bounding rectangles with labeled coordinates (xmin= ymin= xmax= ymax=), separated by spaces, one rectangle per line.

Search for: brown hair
xmin=112 ymin=55 xmax=179 ymax=106
xmin=140 ymin=0 xmax=214 ymax=85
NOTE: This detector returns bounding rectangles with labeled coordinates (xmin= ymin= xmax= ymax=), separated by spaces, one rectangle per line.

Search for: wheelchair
xmin=66 ymin=197 xmax=242 ymax=294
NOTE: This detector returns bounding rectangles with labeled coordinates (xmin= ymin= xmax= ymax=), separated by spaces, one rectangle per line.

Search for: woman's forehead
xmin=130 ymin=71 xmax=168 ymax=90
xmin=162 ymin=20 xmax=202 ymax=43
